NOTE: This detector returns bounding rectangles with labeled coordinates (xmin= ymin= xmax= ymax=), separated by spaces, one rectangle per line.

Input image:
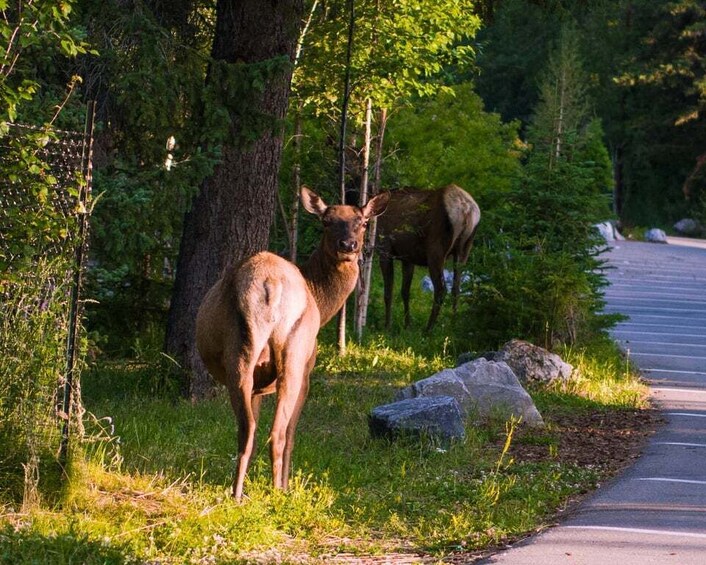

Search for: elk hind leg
xmin=269 ymin=330 xmax=315 ymax=491
xmin=227 ymin=364 xmax=258 ymax=501
xmin=280 ymin=349 xmax=316 ymax=490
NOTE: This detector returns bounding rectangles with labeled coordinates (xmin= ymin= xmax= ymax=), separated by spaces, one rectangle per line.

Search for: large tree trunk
xmin=165 ymin=0 xmax=303 ymax=400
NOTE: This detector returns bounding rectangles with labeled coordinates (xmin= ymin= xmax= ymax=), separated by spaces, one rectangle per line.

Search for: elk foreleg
xmin=380 ymin=256 xmax=394 ymax=328
xmin=401 ymin=262 xmax=415 ymax=328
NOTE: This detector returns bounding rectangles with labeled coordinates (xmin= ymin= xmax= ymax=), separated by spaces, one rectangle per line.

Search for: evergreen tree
xmin=466 ymin=24 xmax=614 ymax=348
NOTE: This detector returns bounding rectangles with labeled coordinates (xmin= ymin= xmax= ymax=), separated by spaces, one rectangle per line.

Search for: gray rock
xmin=395 ymin=369 xmax=468 ymax=404
xmin=369 ymin=396 xmax=465 ymax=441
xmin=454 ymin=359 xmax=544 ymax=427
xmin=494 ymin=339 xmax=573 ymax=386
xmin=421 ymin=269 xmax=471 ymax=293
xmin=645 ymin=228 xmax=668 ymax=243
xmin=673 ymin=218 xmax=704 ymax=236
xmin=594 ymin=221 xmax=624 ymax=244
xmin=395 ymin=358 xmax=544 ymax=428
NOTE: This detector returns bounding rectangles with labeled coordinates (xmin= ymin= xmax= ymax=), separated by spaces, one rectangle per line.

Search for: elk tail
xmin=262 ymin=276 xmax=283 ymax=324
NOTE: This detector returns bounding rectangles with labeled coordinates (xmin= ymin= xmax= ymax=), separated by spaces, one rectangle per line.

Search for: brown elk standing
xmin=376 ymin=184 xmax=480 ymax=331
xmin=196 ymin=186 xmax=389 ymax=500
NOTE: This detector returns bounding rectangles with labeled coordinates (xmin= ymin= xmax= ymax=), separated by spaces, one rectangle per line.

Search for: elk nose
xmin=339 ymin=240 xmax=358 ymax=253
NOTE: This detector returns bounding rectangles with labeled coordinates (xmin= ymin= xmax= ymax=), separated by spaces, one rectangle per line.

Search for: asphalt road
xmin=480 ymin=237 xmax=706 ymax=565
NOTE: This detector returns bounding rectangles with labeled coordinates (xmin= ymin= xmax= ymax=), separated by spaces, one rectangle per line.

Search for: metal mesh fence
xmin=0 ymin=112 xmax=94 ymax=504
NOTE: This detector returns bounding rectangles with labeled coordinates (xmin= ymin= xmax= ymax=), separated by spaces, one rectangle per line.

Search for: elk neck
xmin=299 ymin=245 xmax=360 ymax=327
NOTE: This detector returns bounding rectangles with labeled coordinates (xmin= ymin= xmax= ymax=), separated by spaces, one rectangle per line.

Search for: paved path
xmin=481 ymin=238 xmax=706 ymax=565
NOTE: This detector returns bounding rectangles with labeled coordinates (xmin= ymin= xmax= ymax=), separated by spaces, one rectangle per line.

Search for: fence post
xmin=59 ymin=101 xmax=96 ymax=465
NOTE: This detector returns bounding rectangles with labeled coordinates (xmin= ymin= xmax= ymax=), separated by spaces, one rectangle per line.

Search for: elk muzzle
xmin=338 ymin=239 xmax=359 ymax=254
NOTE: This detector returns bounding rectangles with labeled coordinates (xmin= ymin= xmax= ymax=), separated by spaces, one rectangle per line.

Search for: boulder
xmin=369 ymin=396 xmax=465 ymax=441
xmin=673 ymin=218 xmax=704 ymax=237
xmin=395 ymin=358 xmax=544 ymax=428
xmin=645 ymin=228 xmax=668 ymax=243
xmin=421 ymin=269 xmax=471 ymax=293
xmin=455 ymin=359 xmax=544 ymax=427
xmin=491 ymin=339 xmax=573 ymax=386
xmin=594 ymin=221 xmax=625 ymax=244
xmin=395 ymin=369 xmax=468 ymax=404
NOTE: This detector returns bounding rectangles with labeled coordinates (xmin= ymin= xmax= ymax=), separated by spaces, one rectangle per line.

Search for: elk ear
xmin=362 ymin=191 xmax=390 ymax=218
xmin=300 ymin=185 xmax=328 ymax=217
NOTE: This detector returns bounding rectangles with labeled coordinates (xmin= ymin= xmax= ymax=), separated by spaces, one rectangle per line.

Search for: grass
xmin=0 ymin=271 xmax=651 ymax=563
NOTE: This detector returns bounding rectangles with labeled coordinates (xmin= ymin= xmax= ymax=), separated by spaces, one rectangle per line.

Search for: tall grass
xmin=0 ymin=259 xmax=75 ymax=506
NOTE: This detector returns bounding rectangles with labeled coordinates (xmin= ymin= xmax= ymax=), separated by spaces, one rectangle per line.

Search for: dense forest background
xmin=0 ymin=0 xmax=701 ymax=548
xmin=4 ymin=0 xmax=706 ymax=365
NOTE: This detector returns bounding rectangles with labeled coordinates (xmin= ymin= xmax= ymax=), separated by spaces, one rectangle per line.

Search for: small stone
xmin=645 ymin=228 xmax=668 ymax=243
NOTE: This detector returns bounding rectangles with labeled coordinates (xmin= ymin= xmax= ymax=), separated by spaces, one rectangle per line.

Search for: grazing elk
xmin=196 ymin=186 xmax=389 ymax=500
xmin=377 ymin=184 xmax=480 ymax=331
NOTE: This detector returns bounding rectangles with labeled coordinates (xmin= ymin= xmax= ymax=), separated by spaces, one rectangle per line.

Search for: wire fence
xmin=0 ymin=106 xmax=95 ymax=505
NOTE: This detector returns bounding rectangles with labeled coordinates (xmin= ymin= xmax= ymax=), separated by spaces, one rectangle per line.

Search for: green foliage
xmin=0 ymin=131 xmax=70 ymax=275
xmin=465 ymin=169 xmax=615 ymax=349
xmin=474 ymin=0 xmax=571 ymax=125
xmin=607 ymin=0 xmax=706 ymax=224
xmin=462 ymin=31 xmax=615 ymax=349
xmin=0 ymin=130 xmax=89 ymax=508
xmin=386 ymin=83 xmax=523 ymax=197
xmin=477 ymin=0 xmax=706 ymax=227
xmin=296 ymin=0 xmax=480 ymax=115
xmin=0 ymin=258 xmax=73 ymax=504
xmin=76 ymin=2 xmax=216 ymax=352
xmin=204 ymin=57 xmax=294 ymax=146
xmin=0 ymin=11 xmax=103 ymax=488
xmin=0 ymin=0 xmax=93 ymax=124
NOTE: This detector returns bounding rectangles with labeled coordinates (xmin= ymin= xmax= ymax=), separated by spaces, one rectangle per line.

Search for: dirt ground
xmin=508 ymin=407 xmax=662 ymax=471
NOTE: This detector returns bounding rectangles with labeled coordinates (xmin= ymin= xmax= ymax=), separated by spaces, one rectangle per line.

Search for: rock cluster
xmin=369 ymin=340 xmax=573 ymax=442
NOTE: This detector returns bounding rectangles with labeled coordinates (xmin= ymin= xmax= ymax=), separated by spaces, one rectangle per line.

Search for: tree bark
xmin=165 ymin=0 xmax=303 ymax=400
xmin=354 ymin=98 xmax=372 ymax=341
xmin=336 ymin=0 xmax=356 ymax=356
xmin=355 ymin=106 xmax=387 ymax=338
